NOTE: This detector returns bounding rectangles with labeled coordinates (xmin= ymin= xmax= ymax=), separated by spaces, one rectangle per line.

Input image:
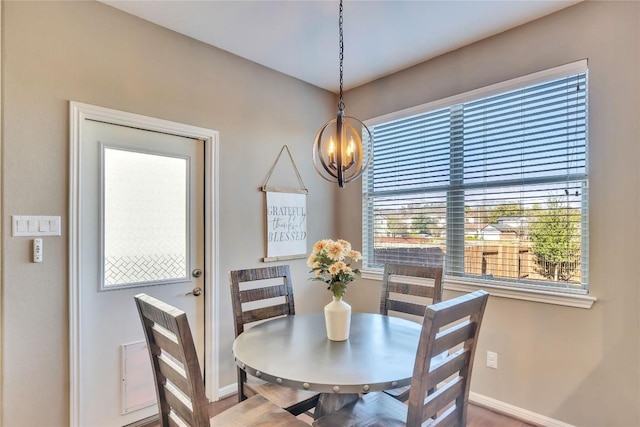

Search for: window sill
xmin=361 ymin=270 xmax=597 ymax=309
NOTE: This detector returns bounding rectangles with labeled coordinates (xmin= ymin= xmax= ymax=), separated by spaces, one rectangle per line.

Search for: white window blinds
xmin=363 ymin=62 xmax=588 ymax=291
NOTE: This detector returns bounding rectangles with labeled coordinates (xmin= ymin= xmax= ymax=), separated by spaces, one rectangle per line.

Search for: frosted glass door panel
xmin=103 ymin=147 xmax=189 ymax=288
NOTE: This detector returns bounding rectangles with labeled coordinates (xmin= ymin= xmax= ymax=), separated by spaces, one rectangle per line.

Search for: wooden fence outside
xmin=373 ymin=238 xmax=581 ymax=284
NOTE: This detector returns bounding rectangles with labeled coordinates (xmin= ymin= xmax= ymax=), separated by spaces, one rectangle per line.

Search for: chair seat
xmin=211 ymin=394 xmax=308 ymax=427
xmin=247 ymin=379 xmax=320 ymax=414
xmin=383 ymin=385 xmax=411 ymax=402
xmin=312 ymin=392 xmax=407 ymax=427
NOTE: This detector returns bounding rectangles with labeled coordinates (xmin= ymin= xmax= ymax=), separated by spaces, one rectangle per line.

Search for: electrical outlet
xmin=487 ymin=351 xmax=498 ymax=369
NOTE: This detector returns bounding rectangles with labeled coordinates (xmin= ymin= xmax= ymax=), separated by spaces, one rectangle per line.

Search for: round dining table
xmin=232 ymin=312 xmax=422 ymax=418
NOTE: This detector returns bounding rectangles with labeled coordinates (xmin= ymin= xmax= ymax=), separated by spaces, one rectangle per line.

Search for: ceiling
xmin=101 ymin=0 xmax=581 ymax=93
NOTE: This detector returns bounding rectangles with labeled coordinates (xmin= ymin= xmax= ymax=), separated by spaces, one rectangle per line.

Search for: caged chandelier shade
xmin=312 ymin=0 xmax=372 ymax=188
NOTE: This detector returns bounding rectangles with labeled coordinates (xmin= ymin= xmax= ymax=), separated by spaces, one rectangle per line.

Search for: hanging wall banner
xmin=265 ymin=191 xmax=307 ymax=260
xmin=261 ymin=145 xmax=309 ymax=262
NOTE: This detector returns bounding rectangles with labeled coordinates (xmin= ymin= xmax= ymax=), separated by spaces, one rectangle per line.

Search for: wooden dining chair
xmin=134 ymin=293 xmax=308 ymax=427
xmin=230 ymin=265 xmax=321 ymax=416
xmin=380 ymin=263 xmax=444 ymax=401
xmin=312 ymin=290 xmax=489 ymax=427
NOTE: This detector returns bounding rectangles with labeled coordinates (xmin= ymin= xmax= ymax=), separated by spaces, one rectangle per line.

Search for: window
xmin=363 ymin=61 xmax=588 ymax=292
xmin=102 ymin=147 xmax=189 ymax=289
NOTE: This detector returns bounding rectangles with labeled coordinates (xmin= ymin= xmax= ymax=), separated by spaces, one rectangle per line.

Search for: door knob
xmin=192 ymin=268 xmax=203 ymax=278
xmin=185 ymin=287 xmax=203 ymax=297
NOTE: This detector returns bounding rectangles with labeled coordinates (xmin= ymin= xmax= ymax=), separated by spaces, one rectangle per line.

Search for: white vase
xmin=324 ymin=296 xmax=351 ymax=341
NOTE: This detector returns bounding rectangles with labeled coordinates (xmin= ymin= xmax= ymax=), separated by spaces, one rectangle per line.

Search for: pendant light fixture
xmin=312 ymin=0 xmax=372 ymax=188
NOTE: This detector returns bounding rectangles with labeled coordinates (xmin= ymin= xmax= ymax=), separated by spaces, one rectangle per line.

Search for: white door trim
xmin=69 ymin=102 xmax=220 ymax=426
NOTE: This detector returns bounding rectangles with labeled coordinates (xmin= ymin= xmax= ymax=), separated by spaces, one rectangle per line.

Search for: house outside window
xmin=362 ymin=60 xmax=589 ymax=292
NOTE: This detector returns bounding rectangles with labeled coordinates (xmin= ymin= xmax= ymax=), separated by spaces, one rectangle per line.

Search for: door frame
xmin=69 ymin=101 xmax=220 ymax=426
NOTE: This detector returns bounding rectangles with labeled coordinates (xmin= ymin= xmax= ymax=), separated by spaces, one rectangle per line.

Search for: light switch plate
xmin=12 ymin=215 xmax=61 ymax=237
xmin=487 ymin=351 xmax=498 ymax=369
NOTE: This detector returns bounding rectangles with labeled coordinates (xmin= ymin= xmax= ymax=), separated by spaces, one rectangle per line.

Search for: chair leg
xmin=237 ymin=368 xmax=248 ymax=402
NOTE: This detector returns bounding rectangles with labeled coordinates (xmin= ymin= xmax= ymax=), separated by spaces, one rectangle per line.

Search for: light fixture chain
xmin=338 ymin=0 xmax=345 ymax=111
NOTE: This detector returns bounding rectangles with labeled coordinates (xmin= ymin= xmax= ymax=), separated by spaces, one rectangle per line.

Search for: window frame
xmin=362 ymin=60 xmax=596 ymax=308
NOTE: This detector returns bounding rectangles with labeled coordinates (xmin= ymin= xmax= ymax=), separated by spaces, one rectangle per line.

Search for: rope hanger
xmin=261 ymin=145 xmax=308 ymax=194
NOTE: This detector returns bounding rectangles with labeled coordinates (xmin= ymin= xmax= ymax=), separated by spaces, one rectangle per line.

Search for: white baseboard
xmin=216 ymin=383 xmax=238 ymax=400
xmin=470 ymin=392 xmax=574 ymax=427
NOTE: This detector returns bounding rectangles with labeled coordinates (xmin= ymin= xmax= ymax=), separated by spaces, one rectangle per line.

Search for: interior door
xmin=79 ymin=118 xmax=205 ymax=426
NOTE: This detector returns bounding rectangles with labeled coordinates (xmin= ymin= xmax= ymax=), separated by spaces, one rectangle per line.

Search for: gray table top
xmin=232 ymin=312 xmax=421 ymax=394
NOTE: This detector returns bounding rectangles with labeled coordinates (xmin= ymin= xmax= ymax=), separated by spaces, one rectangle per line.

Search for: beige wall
xmin=1 ymin=1 xmax=336 ymax=426
xmin=3 ymin=1 xmax=639 ymax=427
xmin=341 ymin=1 xmax=640 ymax=426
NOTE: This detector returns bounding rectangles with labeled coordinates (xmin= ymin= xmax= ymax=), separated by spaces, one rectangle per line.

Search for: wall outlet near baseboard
xmin=487 ymin=351 xmax=498 ymax=369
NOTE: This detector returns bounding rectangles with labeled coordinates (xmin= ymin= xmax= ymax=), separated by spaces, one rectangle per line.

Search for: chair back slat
xmin=239 ymin=284 xmax=290 ymax=303
xmin=135 ymin=293 xmax=210 ymax=427
xmin=406 ymin=290 xmax=489 ymax=427
xmin=386 ymin=263 xmax=443 ymax=280
xmin=421 ymin=375 xmax=464 ymax=422
xmin=380 ymin=263 xmax=443 ymax=318
xmin=428 ymin=404 xmax=458 ymax=427
xmin=429 ymin=294 xmax=487 ymax=329
xmin=242 ymin=303 xmax=292 ymax=325
xmin=151 ymin=325 xmax=182 ymax=362
xmin=164 ymin=381 xmax=196 ymax=426
xmin=233 ymin=265 xmax=291 ymax=282
xmin=386 ymin=299 xmax=428 ymax=318
xmin=430 ymin=320 xmax=476 ymax=356
xmin=167 ymin=412 xmax=185 ymax=427
xmin=427 ymin=348 xmax=470 ymax=390
xmin=158 ymin=354 xmax=190 ymax=395
xmin=388 ymin=281 xmax=437 ymax=298
xmin=138 ymin=299 xmax=182 ymax=335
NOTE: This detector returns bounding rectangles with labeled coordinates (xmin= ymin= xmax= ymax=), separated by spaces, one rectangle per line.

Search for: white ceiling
xmin=101 ymin=0 xmax=581 ymax=93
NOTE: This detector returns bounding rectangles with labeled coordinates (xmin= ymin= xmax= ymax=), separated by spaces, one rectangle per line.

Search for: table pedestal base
xmin=314 ymin=393 xmax=360 ymax=420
